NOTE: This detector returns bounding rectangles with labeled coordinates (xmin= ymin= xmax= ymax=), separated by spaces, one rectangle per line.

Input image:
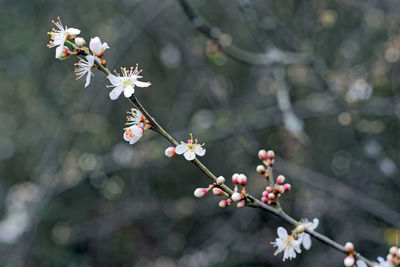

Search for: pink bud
xmin=194 ymin=188 xmax=208 ymax=198
xmin=276 ymin=175 xmax=285 ymax=185
xmin=261 ymin=196 xmax=268 ymax=203
xmin=231 ymin=192 xmax=242 ymax=202
xmin=266 ymin=186 xmax=273 ymax=193
xmin=389 ymin=246 xmax=397 ymax=256
xmin=238 ymin=174 xmax=247 ymax=186
xmin=164 ymin=147 xmax=176 ymax=158
xmin=268 ymin=193 xmax=275 ymax=200
xmin=231 ymin=173 xmax=239 ymax=185
xmin=212 ymin=188 xmax=224 ymax=196
xmin=283 ymin=183 xmax=291 ymax=192
xmin=237 ymin=200 xmax=245 ymax=208
xmin=256 ymin=165 xmax=266 ymax=174
xmin=266 ymin=150 xmax=275 ymax=159
xmin=219 ymin=199 xmax=228 ymax=208
xmin=276 ymin=185 xmax=285 ymax=194
xmin=344 ymin=255 xmax=354 ymax=267
xmin=262 ymin=191 xmax=268 ymax=197
xmin=187 ymin=139 xmax=193 ymax=144
xmin=216 ymin=176 xmax=225 ymax=185
xmin=258 ymin=149 xmax=268 ymax=160
xmin=344 ymin=242 xmax=354 ymax=253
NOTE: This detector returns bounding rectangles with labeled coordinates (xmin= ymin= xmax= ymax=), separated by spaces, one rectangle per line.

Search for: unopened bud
xmin=294 ymin=225 xmax=305 ymax=234
xmin=266 ymin=186 xmax=273 ymax=193
xmin=344 ymin=255 xmax=355 ymax=267
xmin=268 ymin=193 xmax=276 ymax=200
xmin=262 ymin=191 xmax=268 ymax=197
xmin=194 ymin=188 xmax=208 ymax=198
xmin=267 ymin=150 xmax=275 ymax=159
xmin=219 ymin=199 xmax=228 ymax=208
xmin=283 ymin=183 xmax=291 ymax=192
xmin=390 ymin=246 xmax=397 ymax=256
xmin=267 ymin=158 xmax=275 ymax=167
xmin=232 ymin=173 xmax=239 ymax=185
xmin=55 ymin=46 xmax=70 ymax=60
xmin=261 ymin=196 xmax=268 ymax=203
xmin=74 ymin=37 xmax=86 ymax=47
xmin=344 ymin=242 xmax=354 ymax=253
xmin=216 ymin=176 xmax=225 ymax=185
xmin=276 ymin=185 xmax=285 ymax=194
xmin=256 ymin=165 xmax=266 ymax=174
xmin=164 ymin=147 xmax=176 ymax=158
xmin=276 ymin=175 xmax=285 ymax=185
xmin=238 ymin=174 xmax=247 ymax=186
xmin=212 ymin=187 xmax=224 ymax=196
xmin=237 ymin=200 xmax=245 ymax=208
xmin=258 ymin=149 xmax=268 ymax=160
xmin=231 ymin=192 xmax=242 ymax=202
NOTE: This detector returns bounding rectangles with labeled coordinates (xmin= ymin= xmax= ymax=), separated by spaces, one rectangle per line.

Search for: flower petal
xmin=175 ymin=144 xmax=188 ymax=154
xmin=84 ymin=71 xmax=92 ymax=88
xmin=184 ymin=150 xmax=196 ymax=161
xmin=109 ymin=85 xmax=124 ymax=100
xmin=123 ymin=126 xmax=143 ymax=144
xmin=134 ymin=80 xmax=151 ymax=87
xmin=102 ymin=42 xmax=110 ymax=50
xmin=89 ymin=37 xmax=102 ymax=55
xmin=356 ymin=260 xmax=368 ymax=267
xmin=277 ymin=227 xmax=288 ymax=239
xmin=86 ymin=55 xmax=95 ymax=66
xmin=312 ymin=218 xmax=319 ymax=229
xmin=123 ymin=85 xmax=135 ymax=98
xmin=108 ymin=74 xmax=120 ymax=85
xmin=66 ymin=28 xmax=80 ymax=35
xmin=302 ymin=234 xmax=312 ymax=250
xmin=55 ymin=46 xmax=63 ymax=58
xmin=194 ymin=145 xmax=206 ymax=156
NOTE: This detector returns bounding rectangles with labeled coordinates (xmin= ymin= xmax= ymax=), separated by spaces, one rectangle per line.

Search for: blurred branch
xmin=176 ymin=0 xmax=307 ymax=66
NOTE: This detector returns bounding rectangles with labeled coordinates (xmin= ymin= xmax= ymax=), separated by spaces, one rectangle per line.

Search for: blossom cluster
xmin=271 ymin=218 xmax=319 ymax=261
xmin=344 ymin=243 xmax=400 ymax=267
xmin=256 ymin=149 xmax=291 ymax=205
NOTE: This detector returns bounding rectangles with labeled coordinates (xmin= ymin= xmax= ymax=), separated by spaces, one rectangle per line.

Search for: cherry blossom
xmin=74 ymin=55 xmax=95 ymax=87
xmin=47 ymin=17 xmax=80 ymax=49
xmin=271 ymin=227 xmax=302 ymax=261
xmin=175 ymin=134 xmax=206 ymax=161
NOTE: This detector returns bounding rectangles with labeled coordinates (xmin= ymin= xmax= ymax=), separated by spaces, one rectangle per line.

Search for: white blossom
xmin=372 ymin=257 xmax=395 ymax=267
xmin=47 ymin=17 xmax=80 ymax=49
xmin=175 ymin=134 xmax=206 ymax=161
xmin=75 ymin=55 xmax=95 ymax=87
xmin=122 ymin=109 xmax=149 ymax=145
xmin=123 ymin=125 xmax=143 ymax=145
xmin=55 ymin=46 xmax=71 ymax=60
xmin=271 ymin=227 xmax=302 ymax=261
xmin=89 ymin=37 xmax=109 ymax=58
xmin=107 ymin=65 xmax=151 ymax=100
xmin=298 ymin=218 xmax=319 ymax=250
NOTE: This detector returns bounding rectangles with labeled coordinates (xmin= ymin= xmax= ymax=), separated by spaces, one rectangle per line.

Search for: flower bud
xmin=261 ymin=196 xmax=268 ymax=203
xmin=74 ymin=37 xmax=86 ymax=47
xmin=283 ymin=183 xmax=291 ymax=192
xmin=276 ymin=175 xmax=285 ymax=185
xmin=275 ymin=185 xmax=284 ymax=194
xmin=216 ymin=176 xmax=225 ymax=185
xmin=344 ymin=242 xmax=354 ymax=253
xmin=258 ymin=149 xmax=268 ymax=160
xmin=256 ymin=165 xmax=266 ymax=174
xmin=344 ymin=255 xmax=355 ymax=267
xmin=164 ymin=147 xmax=176 ymax=158
xmin=231 ymin=173 xmax=239 ymax=185
xmin=267 ymin=158 xmax=275 ymax=167
xmin=267 ymin=150 xmax=275 ymax=159
xmin=55 ymin=46 xmax=71 ymax=60
xmin=194 ymin=188 xmax=208 ymax=198
xmin=237 ymin=200 xmax=245 ymax=208
xmin=238 ymin=174 xmax=247 ymax=186
xmin=268 ymin=193 xmax=276 ymax=200
xmin=390 ymin=246 xmax=397 ymax=256
xmin=231 ymin=192 xmax=242 ymax=202
xmin=262 ymin=191 xmax=268 ymax=197
xmin=266 ymin=186 xmax=273 ymax=193
xmin=212 ymin=188 xmax=224 ymax=196
xmin=294 ymin=225 xmax=305 ymax=234
xmin=219 ymin=199 xmax=228 ymax=208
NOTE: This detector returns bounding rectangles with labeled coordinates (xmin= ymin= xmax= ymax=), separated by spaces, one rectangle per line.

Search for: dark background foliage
xmin=0 ymin=0 xmax=399 ymax=266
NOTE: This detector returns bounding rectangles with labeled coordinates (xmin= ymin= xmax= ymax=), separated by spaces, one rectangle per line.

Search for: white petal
xmin=55 ymin=46 xmax=63 ymax=58
xmin=277 ymin=227 xmax=288 ymax=239
xmin=134 ymin=80 xmax=151 ymax=87
xmin=123 ymin=126 xmax=143 ymax=144
xmin=89 ymin=37 xmax=102 ymax=55
xmin=312 ymin=218 xmax=319 ymax=229
xmin=123 ymin=85 xmax=135 ymax=97
xmin=175 ymin=144 xmax=188 ymax=155
xmin=66 ymin=28 xmax=80 ymax=35
xmin=108 ymin=74 xmax=120 ymax=85
xmin=86 ymin=55 xmax=95 ymax=66
xmin=102 ymin=42 xmax=110 ymax=50
xmin=356 ymin=260 xmax=368 ymax=267
xmin=294 ymin=241 xmax=302 ymax=253
xmin=184 ymin=150 xmax=196 ymax=161
xmin=84 ymin=72 xmax=92 ymax=88
xmin=194 ymin=145 xmax=206 ymax=156
xmin=302 ymin=234 xmax=312 ymax=250
xmin=109 ymin=85 xmax=124 ymax=100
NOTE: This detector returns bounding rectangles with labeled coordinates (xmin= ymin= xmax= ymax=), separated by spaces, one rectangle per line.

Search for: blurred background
xmin=1 ymin=0 xmax=400 ymax=266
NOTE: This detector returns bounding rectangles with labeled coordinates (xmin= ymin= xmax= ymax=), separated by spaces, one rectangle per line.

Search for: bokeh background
xmin=1 ymin=0 xmax=400 ymax=266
